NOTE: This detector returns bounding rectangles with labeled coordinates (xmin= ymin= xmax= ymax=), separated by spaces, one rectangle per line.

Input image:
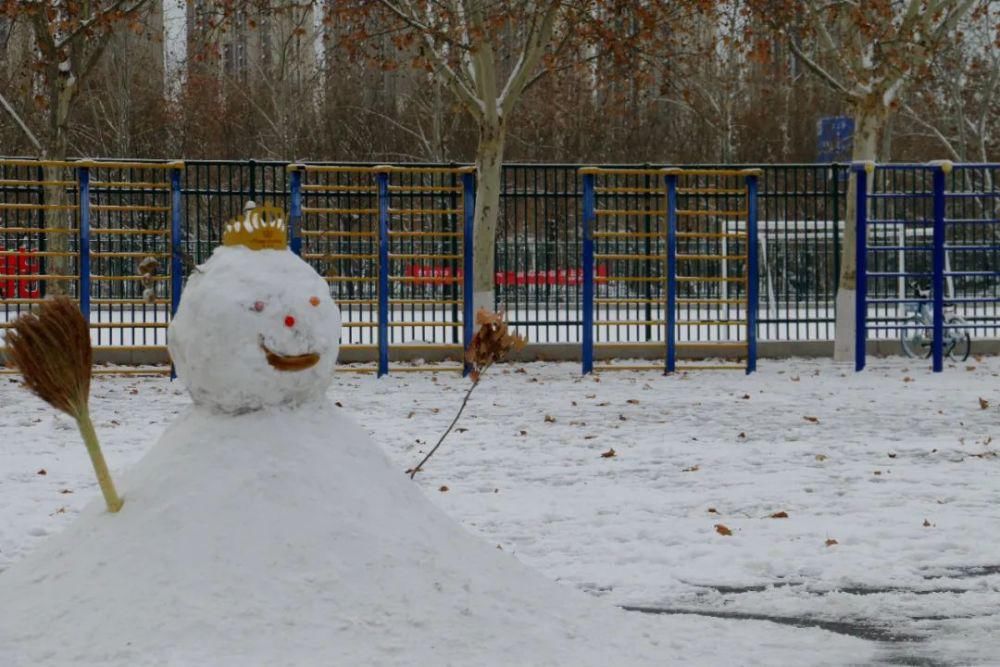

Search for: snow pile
xmin=1 ymin=404 xmax=666 ymax=665
xmin=1 ymin=245 xmax=879 ymax=665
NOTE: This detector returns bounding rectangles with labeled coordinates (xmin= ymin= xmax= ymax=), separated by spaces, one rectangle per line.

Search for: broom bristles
xmin=4 ymin=296 xmax=92 ymax=419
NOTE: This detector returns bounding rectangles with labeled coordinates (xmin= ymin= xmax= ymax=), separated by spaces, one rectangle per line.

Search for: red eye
xmin=253 ymin=301 xmax=265 ymax=312
xmin=284 ymin=315 xmax=296 ymax=328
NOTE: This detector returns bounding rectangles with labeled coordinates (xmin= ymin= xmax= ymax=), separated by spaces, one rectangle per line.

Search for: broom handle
xmin=76 ymin=412 xmax=124 ymax=513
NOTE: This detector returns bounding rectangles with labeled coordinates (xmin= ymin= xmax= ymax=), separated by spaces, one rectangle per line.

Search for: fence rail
xmin=856 ymin=161 xmax=1000 ymax=372
xmin=3 ymin=159 xmax=997 ymax=353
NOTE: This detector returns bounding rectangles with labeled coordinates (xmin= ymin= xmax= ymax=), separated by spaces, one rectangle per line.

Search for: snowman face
xmin=168 ymin=246 xmax=341 ymax=413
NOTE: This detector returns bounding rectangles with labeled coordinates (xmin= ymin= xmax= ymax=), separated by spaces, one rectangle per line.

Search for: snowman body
xmin=0 ymin=243 xmax=668 ymax=665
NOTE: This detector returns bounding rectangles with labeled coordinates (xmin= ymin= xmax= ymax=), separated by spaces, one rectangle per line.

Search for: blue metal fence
xmin=855 ymin=161 xmax=1000 ymax=372
xmin=579 ymin=167 xmax=760 ymax=374
xmin=287 ymin=165 xmax=476 ymax=375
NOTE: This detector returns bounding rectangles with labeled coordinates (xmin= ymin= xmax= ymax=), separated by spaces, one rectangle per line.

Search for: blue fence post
xmin=288 ymin=165 xmax=303 ymax=256
xmin=169 ymin=163 xmax=184 ymax=380
xmin=853 ymin=161 xmax=872 ymax=372
xmin=581 ymin=170 xmax=595 ymax=375
xmin=847 ymin=160 xmax=875 ymax=372
xmin=376 ymin=169 xmax=390 ymax=378
xmin=169 ymin=164 xmax=183 ymax=317
xmin=745 ymin=170 xmax=759 ymax=374
xmin=930 ymin=161 xmax=950 ymax=373
xmin=462 ymin=170 xmax=476 ymax=376
xmin=78 ymin=164 xmax=91 ymax=324
xmin=665 ymin=170 xmax=678 ymax=374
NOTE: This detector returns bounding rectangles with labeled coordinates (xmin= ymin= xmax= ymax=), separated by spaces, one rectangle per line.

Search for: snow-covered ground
xmin=2 ymin=357 xmax=999 ymax=665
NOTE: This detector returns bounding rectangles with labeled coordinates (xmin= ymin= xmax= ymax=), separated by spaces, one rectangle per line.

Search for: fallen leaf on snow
xmin=682 ymin=464 xmax=700 ymax=472
xmin=923 ymin=518 xmax=931 ymax=527
xmin=544 ymin=414 xmax=556 ymax=423
xmin=804 ymin=416 xmax=819 ymax=423
xmin=825 ymin=539 xmax=838 ymax=547
xmin=770 ymin=511 xmax=789 ymax=519
xmin=36 ymin=469 xmax=46 ymax=476
xmin=715 ymin=524 xmax=733 ymax=536
xmin=707 ymin=508 xmax=719 ymax=514
xmin=979 ymin=397 xmax=990 ymax=410
xmin=600 ymin=448 xmax=616 ymax=458
xmin=815 ymin=454 xmax=828 ymax=461
xmin=439 ymin=485 xmax=449 ymax=492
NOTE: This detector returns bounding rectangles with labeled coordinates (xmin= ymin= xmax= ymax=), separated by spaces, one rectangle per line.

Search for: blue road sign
xmin=817 ymin=116 xmax=854 ymax=163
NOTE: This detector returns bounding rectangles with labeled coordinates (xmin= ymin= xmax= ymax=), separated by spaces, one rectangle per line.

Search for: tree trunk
xmin=471 ymin=120 xmax=505 ymax=315
xmin=833 ymin=106 xmax=884 ymax=362
xmin=43 ymin=79 xmax=76 ymax=297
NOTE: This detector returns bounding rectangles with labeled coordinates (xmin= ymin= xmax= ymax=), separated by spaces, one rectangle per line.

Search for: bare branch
xmin=0 ymin=90 xmax=43 ymax=152
xmin=499 ymin=1 xmax=560 ymax=117
xmin=50 ymin=0 xmax=153 ymax=51
xmin=787 ymin=37 xmax=858 ymax=100
xmin=378 ymin=0 xmax=484 ymax=120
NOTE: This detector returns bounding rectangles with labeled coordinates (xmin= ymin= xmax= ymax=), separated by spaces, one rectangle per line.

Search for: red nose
xmin=284 ymin=315 xmax=296 ymax=328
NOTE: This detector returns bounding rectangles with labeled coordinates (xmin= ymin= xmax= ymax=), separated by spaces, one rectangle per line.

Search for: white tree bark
xmin=833 ymin=108 xmax=883 ymax=362
xmin=471 ymin=121 xmax=505 ymax=313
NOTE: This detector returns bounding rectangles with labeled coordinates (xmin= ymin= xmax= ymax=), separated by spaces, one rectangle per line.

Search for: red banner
xmin=0 ymin=248 xmax=42 ymax=298
xmin=403 ymin=264 xmax=607 ymax=286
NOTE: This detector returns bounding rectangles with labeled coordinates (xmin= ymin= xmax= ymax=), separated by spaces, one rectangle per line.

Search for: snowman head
xmin=168 ymin=207 xmax=341 ymax=413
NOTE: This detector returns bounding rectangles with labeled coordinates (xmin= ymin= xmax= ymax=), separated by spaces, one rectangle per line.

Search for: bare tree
xmin=0 ymin=0 xmax=156 ymax=292
xmin=753 ymin=0 xmax=979 ymax=361
xmin=333 ymin=1 xmax=682 ymax=312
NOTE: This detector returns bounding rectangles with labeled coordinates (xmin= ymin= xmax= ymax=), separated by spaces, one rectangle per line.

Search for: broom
xmin=4 ymin=296 xmax=123 ymax=513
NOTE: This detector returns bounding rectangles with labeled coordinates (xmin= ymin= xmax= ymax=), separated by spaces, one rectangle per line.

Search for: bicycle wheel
xmin=900 ymin=317 xmax=932 ymax=358
xmin=946 ymin=317 xmax=971 ymax=362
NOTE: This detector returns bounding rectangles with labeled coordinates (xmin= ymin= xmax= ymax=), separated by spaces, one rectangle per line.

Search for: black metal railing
xmin=3 ymin=159 xmax=852 ymax=344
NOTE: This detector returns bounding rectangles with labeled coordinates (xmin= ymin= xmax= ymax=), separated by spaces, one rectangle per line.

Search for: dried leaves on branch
xmin=4 ymin=297 xmax=123 ymax=513
xmin=408 ymin=310 xmax=525 ymax=479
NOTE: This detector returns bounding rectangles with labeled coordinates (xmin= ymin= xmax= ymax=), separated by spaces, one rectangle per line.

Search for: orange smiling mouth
xmin=261 ymin=344 xmax=320 ymax=372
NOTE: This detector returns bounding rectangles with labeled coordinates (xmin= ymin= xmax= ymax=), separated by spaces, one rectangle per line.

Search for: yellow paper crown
xmin=223 ymin=202 xmax=287 ymax=250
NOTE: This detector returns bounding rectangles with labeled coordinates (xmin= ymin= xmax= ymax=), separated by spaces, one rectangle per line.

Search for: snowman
xmin=0 ymin=204 xmax=670 ymax=665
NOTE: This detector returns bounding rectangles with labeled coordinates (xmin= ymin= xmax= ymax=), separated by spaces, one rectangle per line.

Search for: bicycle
xmin=899 ymin=285 xmax=971 ymax=361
